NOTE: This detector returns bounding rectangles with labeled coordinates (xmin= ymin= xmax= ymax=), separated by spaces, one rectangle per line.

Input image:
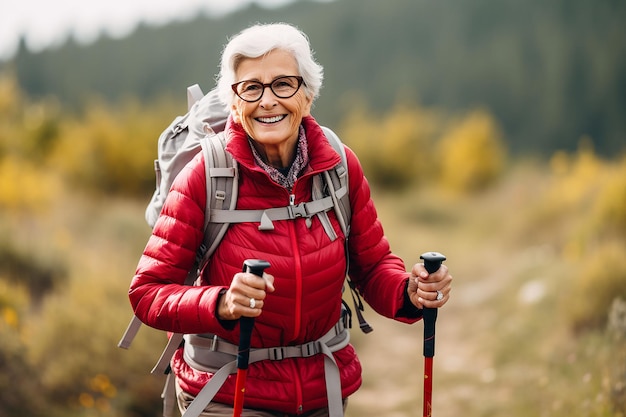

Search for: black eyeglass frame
xmin=231 ymin=76 xmax=305 ymax=102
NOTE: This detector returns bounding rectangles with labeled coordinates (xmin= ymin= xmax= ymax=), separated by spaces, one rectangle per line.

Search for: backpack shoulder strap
xmin=197 ymin=132 xmax=238 ymax=267
xmin=320 ymin=126 xmax=351 ymax=238
xmin=320 ymin=127 xmax=372 ymax=333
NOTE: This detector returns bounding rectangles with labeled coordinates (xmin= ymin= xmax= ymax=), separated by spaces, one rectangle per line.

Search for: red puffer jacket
xmin=129 ymin=116 xmax=419 ymax=414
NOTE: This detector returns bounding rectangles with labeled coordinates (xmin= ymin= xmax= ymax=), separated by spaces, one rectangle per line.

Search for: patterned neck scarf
xmin=249 ymin=126 xmax=309 ymax=191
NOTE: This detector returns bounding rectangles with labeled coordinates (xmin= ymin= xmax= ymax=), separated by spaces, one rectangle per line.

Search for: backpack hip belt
xmin=179 ymin=316 xmax=350 ymax=417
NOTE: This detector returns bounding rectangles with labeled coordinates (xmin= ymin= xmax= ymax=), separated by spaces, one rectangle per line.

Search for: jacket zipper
xmin=288 ymin=193 xmax=304 ymax=412
xmin=288 ymin=194 xmax=303 ymax=340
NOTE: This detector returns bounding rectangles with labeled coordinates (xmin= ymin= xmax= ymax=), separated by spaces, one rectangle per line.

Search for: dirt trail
xmin=346 ymin=275 xmax=500 ymax=417
xmin=344 ymin=189 xmax=537 ymax=417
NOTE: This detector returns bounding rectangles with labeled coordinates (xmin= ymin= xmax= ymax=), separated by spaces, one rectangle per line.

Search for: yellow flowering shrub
xmin=436 ymin=109 xmax=507 ymax=194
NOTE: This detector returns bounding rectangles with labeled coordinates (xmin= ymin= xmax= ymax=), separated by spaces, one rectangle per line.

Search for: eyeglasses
xmin=231 ymin=76 xmax=304 ymax=102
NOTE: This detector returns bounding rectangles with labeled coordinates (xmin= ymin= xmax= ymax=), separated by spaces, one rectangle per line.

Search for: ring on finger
xmin=249 ymin=298 xmax=256 ymax=309
xmin=436 ymin=290 xmax=444 ymax=301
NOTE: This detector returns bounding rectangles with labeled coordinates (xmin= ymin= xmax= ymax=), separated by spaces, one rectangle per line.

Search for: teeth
xmin=257 ymin=115 xmax=285 ymax=123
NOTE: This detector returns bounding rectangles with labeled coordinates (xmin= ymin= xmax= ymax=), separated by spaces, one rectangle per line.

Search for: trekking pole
xmin=233 ymin=259 xmax=271 ymax=417
xmin=420 ymin=251 xmax=446 ymax=417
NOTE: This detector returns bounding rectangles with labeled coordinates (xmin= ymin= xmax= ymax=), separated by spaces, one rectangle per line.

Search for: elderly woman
xmin=129 ymin=23 xmax=452 ymax=417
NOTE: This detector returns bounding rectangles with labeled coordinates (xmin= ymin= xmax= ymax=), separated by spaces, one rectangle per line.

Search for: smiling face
xmin=231 ymin=49 xmax=313 ymax=167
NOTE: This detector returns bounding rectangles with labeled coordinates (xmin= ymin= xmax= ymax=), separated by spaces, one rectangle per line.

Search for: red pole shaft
xmin=233 ymin=369 xmax=248 ymax=417
xmin=423 ymin=356 xmax=433 ymax=417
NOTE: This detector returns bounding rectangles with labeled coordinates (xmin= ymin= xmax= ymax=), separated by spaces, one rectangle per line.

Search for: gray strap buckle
xmin=300 ymin=341 xmax=320 ymax=357
xmin=269 ymin=347 xmax=286 ymax=361
xmin=268 ymin=342 xmax=320 ymax=361
xmin=288 ymin=202 xmax=309 ymax=218
xmin=210 ymin=335 xmax=219 ymax=351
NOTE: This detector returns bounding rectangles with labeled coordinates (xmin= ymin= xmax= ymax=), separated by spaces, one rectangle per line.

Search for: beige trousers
xmin=175 ymin=379 xmax=346 ymax=417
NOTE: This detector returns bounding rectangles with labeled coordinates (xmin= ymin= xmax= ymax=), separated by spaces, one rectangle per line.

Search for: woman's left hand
xmin=407 ymin=263 xmax=452 ymax=309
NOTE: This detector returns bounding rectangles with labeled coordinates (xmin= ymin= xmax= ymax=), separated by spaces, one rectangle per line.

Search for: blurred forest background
xmin=0 ymin=0 xmax=625 ymax=416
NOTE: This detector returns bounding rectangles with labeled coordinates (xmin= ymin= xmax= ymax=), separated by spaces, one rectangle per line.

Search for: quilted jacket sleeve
xmin=128 ymin=152 xmax=230 ymax=335
xmin=344 ymin=146 xmax=420 ymax=324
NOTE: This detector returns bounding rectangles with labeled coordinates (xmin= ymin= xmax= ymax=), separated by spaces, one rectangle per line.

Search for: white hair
xmin=216 ymin=23 xmax=324 ymax=106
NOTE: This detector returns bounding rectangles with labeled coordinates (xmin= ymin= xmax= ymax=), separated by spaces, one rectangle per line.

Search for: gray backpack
xmin=118 ymin=84 xmax=372 ymax=413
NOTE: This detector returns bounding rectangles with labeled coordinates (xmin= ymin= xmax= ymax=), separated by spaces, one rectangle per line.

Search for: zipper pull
xmin=289 ymin=194 xmax=295 ymax=206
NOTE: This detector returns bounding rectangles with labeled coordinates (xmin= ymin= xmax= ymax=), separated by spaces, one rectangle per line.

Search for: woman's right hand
xmin=217 ymin=271 xmax=275 ymax=320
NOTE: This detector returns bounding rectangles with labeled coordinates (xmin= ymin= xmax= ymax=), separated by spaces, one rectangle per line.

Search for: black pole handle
xmin=420 ymin=252 xmax=446 ymax=358
xmin=243 ymin=259 xmax=271 ymax=278
xmin=237 ymin=259 xmax=271 ymax=370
